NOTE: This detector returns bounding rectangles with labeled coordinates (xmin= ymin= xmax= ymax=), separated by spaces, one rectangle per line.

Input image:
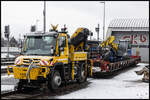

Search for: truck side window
xmin=59 ymin=36 xmax=66 ymax=47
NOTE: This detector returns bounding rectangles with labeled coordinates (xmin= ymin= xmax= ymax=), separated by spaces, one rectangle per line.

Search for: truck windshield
xmin=23 ymin=35 xmax=57 ymax=55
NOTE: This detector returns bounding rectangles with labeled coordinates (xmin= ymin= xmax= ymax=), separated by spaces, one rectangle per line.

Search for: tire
xmin=15 ymin=79 xmax=25 ymax=92
xmin=77 ymin=63 xmax=87 ymax=83
xmin=48 ymin=70 xmax=62 ymax=91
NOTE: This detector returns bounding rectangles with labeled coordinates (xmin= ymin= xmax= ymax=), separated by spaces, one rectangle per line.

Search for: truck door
xmin=58 ymin=35 xmax=69 ymax=64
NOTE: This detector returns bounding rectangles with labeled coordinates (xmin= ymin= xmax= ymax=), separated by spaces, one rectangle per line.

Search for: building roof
xmin=108 ymin=18 xmax=149 ymax=28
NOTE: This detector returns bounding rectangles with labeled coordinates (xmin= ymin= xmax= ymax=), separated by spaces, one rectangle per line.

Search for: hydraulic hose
xmin=26 ymin=61 xmax=34 ymax=83
xmin=26 ymin=60 xmax=41 ymax=83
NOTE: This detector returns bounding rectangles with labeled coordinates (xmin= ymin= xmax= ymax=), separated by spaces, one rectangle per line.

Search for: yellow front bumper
xmin=8 ymin=65 xmax=50 ymax=80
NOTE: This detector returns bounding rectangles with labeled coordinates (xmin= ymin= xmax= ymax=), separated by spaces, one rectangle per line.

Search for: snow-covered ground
xmin=57 ymin=63 xmax=149 ymax=99
xmin=1 ymin=74 xmax=17 ymax=92
xmin=1 ymin=47 xmax=21 ymax=52
xmin=1 ymin=65 xmax=9 ymax=69
xmin=1 ymin=47 xmax=20 ymax=58
xmin=1 ymin=53 xmax=15 ymax=58
xmin=1 ymin=85 xmax=15 ymax=92
xmin=1 ymin=63 xmax=149 ymax=99
xmin=1 ymin=47 xmax=21 ymax=58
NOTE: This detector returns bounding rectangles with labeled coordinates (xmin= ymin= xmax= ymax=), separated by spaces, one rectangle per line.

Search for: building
xmin=107 ymin=18 xmax=149 ymax=62
xmin=9 ymin=36 xmax=18 ymax=47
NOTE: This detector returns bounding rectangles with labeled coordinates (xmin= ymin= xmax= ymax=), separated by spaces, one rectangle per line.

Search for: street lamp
xmin=95 ymin=24 xmax=100 ymax=41
xmin=43 ymin=1 xmax=46 ymax=34
xmin=100 ymin=1 xmax=105 ymax=41
xmin=4 ymin=25 xmax=10 ymax=58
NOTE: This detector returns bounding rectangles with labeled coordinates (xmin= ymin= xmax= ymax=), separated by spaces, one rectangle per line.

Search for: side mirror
xmin=50 ymin=46 xmax=54 ymax=54
xmin=60 ymin=47 xmax=64 ymax=51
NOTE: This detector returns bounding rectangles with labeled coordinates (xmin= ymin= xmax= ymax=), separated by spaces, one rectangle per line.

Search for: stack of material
xmin=135 ymin=65 xmax=149 ymax=83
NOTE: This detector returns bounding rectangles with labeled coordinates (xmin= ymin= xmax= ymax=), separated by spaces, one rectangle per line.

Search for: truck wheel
xmin=15 ymin=80 xmax=24 ymax=92
xmin=48 ymin=70 xmax=62 ymax=91
xmin=77 ymin=63 xmax=87 ymax=83
xmin=87 ymin=63 xmax=91 ymax=77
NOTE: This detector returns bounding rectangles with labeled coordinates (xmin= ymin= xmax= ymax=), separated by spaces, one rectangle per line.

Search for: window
xmin=23 ymin=36 xmax=57 ymax=55
xmin=59 ymin=36 xmax=66 ymax=47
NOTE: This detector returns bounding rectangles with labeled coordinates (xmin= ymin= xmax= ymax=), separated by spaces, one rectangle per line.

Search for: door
xmin=57 ymin=34 xmax=69 ymax=64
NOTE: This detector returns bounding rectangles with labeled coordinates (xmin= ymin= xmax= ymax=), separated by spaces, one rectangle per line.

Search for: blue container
xmin=127 ymin=49 xmax=132 ymax=56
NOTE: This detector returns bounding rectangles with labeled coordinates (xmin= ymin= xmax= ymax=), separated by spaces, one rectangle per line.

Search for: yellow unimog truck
xmin=7 ymin=26 xmax=92 ymax=91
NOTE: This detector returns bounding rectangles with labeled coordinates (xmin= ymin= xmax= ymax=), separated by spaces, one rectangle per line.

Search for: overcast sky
xmin=1 ymin=1 xmax=149 ymax=40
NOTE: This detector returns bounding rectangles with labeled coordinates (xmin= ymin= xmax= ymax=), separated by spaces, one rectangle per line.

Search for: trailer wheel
xmin=48 ymin=70 xmax=62 ymax=91
xmin=77 ymin=63 xmax=87 ymax=83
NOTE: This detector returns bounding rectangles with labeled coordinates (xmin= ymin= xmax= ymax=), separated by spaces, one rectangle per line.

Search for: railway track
xmin=1 ymin=89 xmax=43 ymax=99
xmin=1 ymin=81 xmax=91 ymax=99
xmin=1 ymin=57 xmax=15 ymax=73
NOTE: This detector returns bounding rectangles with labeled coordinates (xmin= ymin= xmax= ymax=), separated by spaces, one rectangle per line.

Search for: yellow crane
xmin=100 ymin=36 xmax=118 ymax=52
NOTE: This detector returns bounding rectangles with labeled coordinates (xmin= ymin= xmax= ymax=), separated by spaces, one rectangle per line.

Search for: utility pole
xmin=4 ymin=25 xmax=10 ymax=58
xmin=43 ymin=1 xmax=46 ymax=34
xmin=36 ymin=19 xmax=39 ymax=32
xmin=100 ymin=1 xmax=105 ymax=41
xmin=19 ymin=33 xmax=22 ymax=49
xmin=90 ymin=35 xmax=92 ymax=40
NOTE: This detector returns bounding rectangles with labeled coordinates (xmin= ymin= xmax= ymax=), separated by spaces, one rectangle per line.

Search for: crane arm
xmin=100 ymin=36 xmax=118 ymax=51
xmin=70 ymin=28 xmax=91 ymax=51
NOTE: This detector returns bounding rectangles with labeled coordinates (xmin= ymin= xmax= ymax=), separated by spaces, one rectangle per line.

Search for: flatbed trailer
xmin=87 ymin=40 xmax=141 ymax=77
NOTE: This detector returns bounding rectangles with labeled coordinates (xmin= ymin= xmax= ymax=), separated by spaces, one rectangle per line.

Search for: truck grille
xmin=23 ymin=58 xmax=41 ymax=65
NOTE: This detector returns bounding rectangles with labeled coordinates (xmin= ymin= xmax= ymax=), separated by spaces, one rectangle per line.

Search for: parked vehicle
xmin=8 ymin=25 xmax=93 ymax=91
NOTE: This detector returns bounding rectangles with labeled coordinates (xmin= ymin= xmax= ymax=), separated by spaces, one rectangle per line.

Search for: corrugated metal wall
xmin=112 ymin=31 xmax=149 ymax=62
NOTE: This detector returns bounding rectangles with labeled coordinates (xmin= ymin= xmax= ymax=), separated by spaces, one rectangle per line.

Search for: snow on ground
xmin=1 ymin=63 xmax=149 ymax=99
xmin=1 ymin=47 xmax=20 ymax=58
xmin=1 ymin=74 xmax=14 ymax=78
xmin=57 ymin=64 xmax=149 ymax=99
xmin=1 ymin=74 xmax=16 ymax=92
xmin=1 ymin=65 xmax=14 ymax=69
xmin=1 ymin=47 xmax=21 ymax=52
xmin=1 ymin=53 xmax=15 ymax=58
xmin=1 ymin=85 xmax=15 ymax=92
xmin=1 ymin=65 xmax=8 ymax=69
